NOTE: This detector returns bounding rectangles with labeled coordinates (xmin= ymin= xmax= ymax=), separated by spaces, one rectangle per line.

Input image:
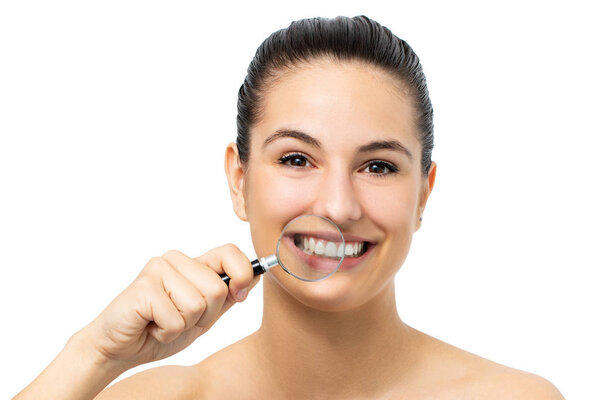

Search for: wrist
xmin=68 ymin=326 xmax=134 ymax=378
xmin=13 ymin=327 xmax=134 ymax=400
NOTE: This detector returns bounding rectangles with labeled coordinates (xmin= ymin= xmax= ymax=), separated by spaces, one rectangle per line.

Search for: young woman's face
xmin=226 ymin=59 xmax=436 ymax=311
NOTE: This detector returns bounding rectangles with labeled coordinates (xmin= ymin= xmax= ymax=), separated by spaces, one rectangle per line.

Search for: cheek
xmin=356 ymin=178 xmax=419 ymax=227
xmin=360 ymin=181 xmax=419 ymax=279
xmin=247 ymin=169 xmax=318 ymax=220
xmin=245 ymin=169 xmax=318 ymax=256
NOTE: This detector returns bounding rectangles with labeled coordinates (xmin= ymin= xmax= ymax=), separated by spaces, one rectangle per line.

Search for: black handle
xmin=220 ymin=259 xmax=265 ymax=286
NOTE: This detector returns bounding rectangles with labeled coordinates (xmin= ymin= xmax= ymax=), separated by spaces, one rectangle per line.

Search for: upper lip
xmin=286 ymin=231 xmax=375 ymax=244
xmin=340 ymin=233 xmax=375 ymax=243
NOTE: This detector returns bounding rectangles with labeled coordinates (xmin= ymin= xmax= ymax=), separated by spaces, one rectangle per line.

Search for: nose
xmin=311 ymin=166 xmax=362 ymax=226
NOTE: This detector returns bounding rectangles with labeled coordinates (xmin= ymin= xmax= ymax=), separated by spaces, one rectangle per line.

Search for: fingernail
xmin=236 ymin=287 xmax=248 ymax=302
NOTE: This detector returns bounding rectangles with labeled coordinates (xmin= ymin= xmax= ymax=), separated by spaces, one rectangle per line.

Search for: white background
xmin=1 ymin=1 xmax=598 ymax=399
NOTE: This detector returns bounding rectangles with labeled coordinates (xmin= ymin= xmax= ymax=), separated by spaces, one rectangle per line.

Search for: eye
xmin=278 ymin=152 xmax=314 ymax=168
xmin=361 ymin=160 xmax=398 ymax=176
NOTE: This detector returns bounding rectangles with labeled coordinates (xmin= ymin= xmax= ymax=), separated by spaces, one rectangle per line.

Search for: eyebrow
xmin=263 ymin=128 xmax=413 ymax=161
xmin=263 ymin=129 xmax=322 ymax=149
xmin=357 ymin=140 xmax=414 ymax=161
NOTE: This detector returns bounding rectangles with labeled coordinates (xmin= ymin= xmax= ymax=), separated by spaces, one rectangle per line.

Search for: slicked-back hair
xmin=236 ymin=15 xmax=434 ymax=177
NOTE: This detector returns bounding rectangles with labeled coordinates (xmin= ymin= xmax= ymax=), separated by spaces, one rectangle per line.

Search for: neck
xmin=251 ymin=277 xmax=417 ymax=398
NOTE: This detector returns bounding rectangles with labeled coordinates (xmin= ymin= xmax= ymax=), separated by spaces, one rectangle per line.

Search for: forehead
xmin=253 ymin=60 xmax=419 ymax=151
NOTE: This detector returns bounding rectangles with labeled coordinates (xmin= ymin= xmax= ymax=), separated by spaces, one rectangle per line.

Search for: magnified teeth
xmin=337 ymin=243 xmax=344 ymax=258
xmin=294 ymin=234 xmax=368 ymax=258
xmin=325 ymin=242 xmax=337 ymax=257
xmin=345 ymin=244 xmax=354 ymax=256
xmin=315 ymin=241 xmax=325 ymax=255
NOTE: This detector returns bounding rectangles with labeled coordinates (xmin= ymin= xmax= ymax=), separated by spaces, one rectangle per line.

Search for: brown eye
xmin=289 ymin=156 xmax=307 ymax=167
xmin=361 ymin=160 xmax=398 ymax=176
xmin=278 ymin=153 xmax=313 ymax=168
xmin=367 ymin=163 xmax=387 ymax=174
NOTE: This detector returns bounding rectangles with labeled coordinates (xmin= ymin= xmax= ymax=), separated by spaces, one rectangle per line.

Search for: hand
xmin=81 ymin=245 xmax=259 ymax=369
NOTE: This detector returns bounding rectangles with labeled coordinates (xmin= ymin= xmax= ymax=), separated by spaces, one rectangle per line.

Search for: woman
xmin=15 ymin=15 xmax=564 ymax=399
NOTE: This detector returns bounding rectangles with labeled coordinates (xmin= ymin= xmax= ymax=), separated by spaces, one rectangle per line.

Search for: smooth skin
xmin=14 ymin=59 xmax=564 ymax=399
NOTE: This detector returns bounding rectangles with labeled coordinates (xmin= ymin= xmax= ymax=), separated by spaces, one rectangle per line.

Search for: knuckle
xmin=230 ymin=267 xmax=253 ymax=286
xmin=134 ymin=275 xmax=155 ymax=292
xmin=162 ymin=249 xmax=184 ymax=259
xmin=132 ymin=273 xmax=156 ymax=293
xmin=144 ymin=256 xmax=165 ymax=274
xmin=221 ymin=243 xmax=241 ymax=253
xmin=203 ymin=282 xmax=228 ymax=302
xmin=187 ymin=296 xmax=207 ymax=315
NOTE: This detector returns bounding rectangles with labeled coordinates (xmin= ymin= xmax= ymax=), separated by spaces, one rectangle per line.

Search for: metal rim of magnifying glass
xmin=275 ymin=214 xmax=345 ymax=282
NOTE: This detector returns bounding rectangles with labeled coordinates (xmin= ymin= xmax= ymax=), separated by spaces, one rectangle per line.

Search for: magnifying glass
xmin=220 ymin=214 xmax=345 ymax=284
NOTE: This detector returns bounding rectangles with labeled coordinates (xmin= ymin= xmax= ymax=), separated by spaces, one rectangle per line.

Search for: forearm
xmin=13 ymin=328 xmax=131 ymax=400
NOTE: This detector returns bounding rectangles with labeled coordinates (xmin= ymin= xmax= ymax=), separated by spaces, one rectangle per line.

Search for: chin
xmin=265 ymin=269 xmax=376 ymax=313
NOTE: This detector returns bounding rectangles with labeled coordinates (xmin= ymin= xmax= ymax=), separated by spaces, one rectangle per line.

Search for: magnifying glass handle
xmin=219 ymin=255 xmax=279 ymax=286
xmin=219 ymin=259 xmax=265 ymax=286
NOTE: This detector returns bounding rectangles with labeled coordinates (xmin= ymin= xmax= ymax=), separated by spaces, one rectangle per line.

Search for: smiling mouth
xmin=292 ymin=234 xmax=369 ymax=258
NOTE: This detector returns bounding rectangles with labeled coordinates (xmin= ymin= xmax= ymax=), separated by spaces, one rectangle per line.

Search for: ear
xmin=224 ymin=142 xmax=248 ymax=221
xmin=415 ymin=161 xmax=437 ymax=231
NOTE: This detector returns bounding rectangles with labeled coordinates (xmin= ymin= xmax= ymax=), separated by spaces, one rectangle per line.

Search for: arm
xmin=13 ymin=246 xmax=257 ymax=400
xmin=13 ymin=328 xmax=131 ymax=400
xmin=93 ymin=365 xmax=200 ymax=400
xmin=517 ymin=374 xmax=565 ymax=400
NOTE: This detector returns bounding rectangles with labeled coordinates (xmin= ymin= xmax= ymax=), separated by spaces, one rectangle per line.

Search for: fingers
xmin=161 ymin=250 xmax=229 ymax=329
xmin=138 ymin=257 xmax=204 ymax=344
xmin=155 ymin=257 xmax=208 ymax=331
xmin=194 ymin=244 xmax=256 ymax=302
xmin=135 ymin=245 xmax=257 ymax=344
xmin=219 ymin=273 xmax=262 ymax=316
xmin=87 ymin=244 xmax=258 ymax=366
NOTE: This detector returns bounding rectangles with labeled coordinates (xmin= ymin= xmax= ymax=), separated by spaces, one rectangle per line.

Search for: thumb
xmin=219 ymin=274 xmax=261 ymax=315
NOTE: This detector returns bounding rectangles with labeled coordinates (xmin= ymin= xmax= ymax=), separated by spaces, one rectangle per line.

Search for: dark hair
xmin=236 ymin=15 xmax=434 ymax=177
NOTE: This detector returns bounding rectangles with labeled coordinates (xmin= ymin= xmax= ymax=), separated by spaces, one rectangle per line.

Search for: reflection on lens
xmin=276 ymin=215 xmax=345 ymax=282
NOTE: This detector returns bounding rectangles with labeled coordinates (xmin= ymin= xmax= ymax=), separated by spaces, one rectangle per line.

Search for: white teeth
xmin=344 ymin=244 xmax=354 ymax=256
xmin=295 ymin=235 xmax=367 ymax=258
xmin=325 ymin=242 xmax=337 ymax=257
xmin=314 ymin=241 xmax=325 ymax=255
xmin=337 ymin=243 xmax=344 ymax=258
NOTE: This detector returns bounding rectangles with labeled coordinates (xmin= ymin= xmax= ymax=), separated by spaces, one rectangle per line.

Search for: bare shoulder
xmin=477 ymin=368 xmax=565 ymax=400
xmin=94 ymin=364 xmax=200 ymax=400
xmin=188 ymin=334 xmax=266 ymax=399
xmin=410 ymin=328 xmax=565 ymax=399
xmin=94 ymin=335 xmax=260 ymax=399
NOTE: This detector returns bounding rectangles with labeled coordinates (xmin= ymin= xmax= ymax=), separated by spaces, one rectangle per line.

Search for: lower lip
xmin=281 ymin=236 xmax=374 ymax=276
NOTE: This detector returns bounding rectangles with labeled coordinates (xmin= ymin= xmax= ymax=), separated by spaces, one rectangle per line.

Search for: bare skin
xmin=15 ymin=59 xmax=564 ymax=400
xmin=97 ymin=282 xmax=562 ymax=399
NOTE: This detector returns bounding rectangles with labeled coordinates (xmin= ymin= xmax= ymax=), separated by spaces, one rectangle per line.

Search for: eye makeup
xmin=277 ymin=152 xmax=400 ymax=178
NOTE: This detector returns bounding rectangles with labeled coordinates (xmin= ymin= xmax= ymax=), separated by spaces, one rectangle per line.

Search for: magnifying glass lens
xmin=220 ymin=214 xmax=344 ymax=284
xmin=276 ymin=214 xmax=345 ymax=281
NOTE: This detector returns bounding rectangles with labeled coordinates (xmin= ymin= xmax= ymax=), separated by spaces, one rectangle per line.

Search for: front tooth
xmin=315 ymin=240 xmax=325 ymax=255
xmin=309 ymin=237 xmax=316 ymax=254
xmin=353 ymin=242 xmax=359 ymax=255
xmin=344 ymin=243 xmax=354 ymax=256
xmin=303 ymin=236 xmax=309 ymax=251
xmin=337 ymin=243 xmax=344 ymax=258
xmin=325 ymin=242 xmax=337 ymax=257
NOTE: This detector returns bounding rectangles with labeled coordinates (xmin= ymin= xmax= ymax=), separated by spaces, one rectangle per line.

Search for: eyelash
xmin=277 ymin=153 xmax=314 ymax=168
xmin=277 ymin=153 xmax=399 ymax=177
